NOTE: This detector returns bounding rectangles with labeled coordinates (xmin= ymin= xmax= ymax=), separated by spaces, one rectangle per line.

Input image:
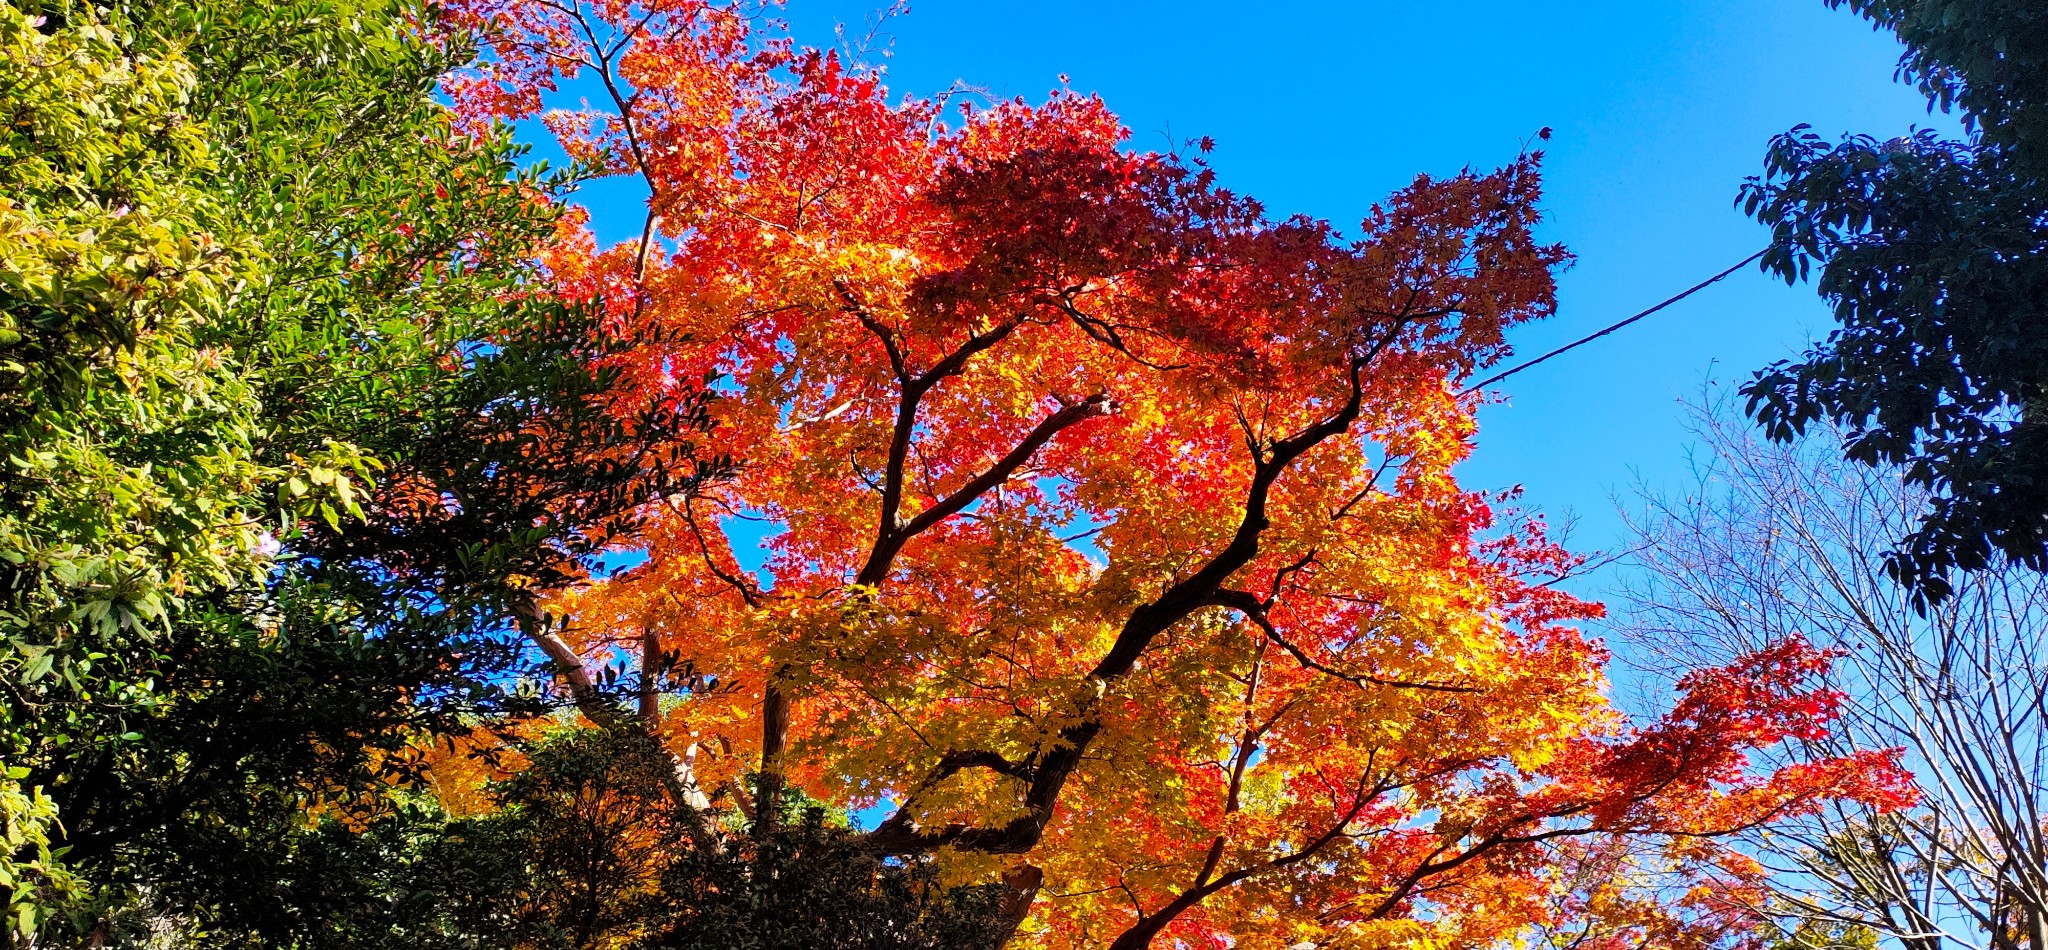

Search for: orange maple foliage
xmin=435 ymin=3 xmax=1913 ymax=946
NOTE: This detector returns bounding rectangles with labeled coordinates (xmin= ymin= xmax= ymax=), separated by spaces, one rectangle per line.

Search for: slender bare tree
xmin=1614 ymin=392 xmax=2048 ymax=950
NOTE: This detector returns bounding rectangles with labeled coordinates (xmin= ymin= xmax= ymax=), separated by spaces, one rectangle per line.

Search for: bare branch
xmin=1209 ymin=588 xmax=1478 ymax=694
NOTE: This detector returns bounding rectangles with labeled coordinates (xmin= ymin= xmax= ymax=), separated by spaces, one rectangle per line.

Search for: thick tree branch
xmin=856 ymin=393 xmax=1115 ymax=586
xmin=771 ymin=292 xmax=1085 ymax=831
xmin=929 ymin=749 xmax=1033 ymax=782
xmin=638 ymin=623 xmax=663 ymax=723
xmin=837 ymin=278 xmax=1031 ymax=587
xmin=515 ymin=595 xmax=621 ymax=730
xmin=513 ymin=596 xmax=717 ymax=847
xmin=756 ymin=671 xmax=793 ymax=837
xmin=866 ymin=349 xmax=1380 ymax=857
xmin=990 ymin=864 xmax=1046 ymax=947
xmin=1105 ymin=774 xmax=1383 ymax=950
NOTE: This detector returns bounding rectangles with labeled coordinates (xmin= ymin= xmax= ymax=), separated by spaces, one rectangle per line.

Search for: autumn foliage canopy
xmin=431 ymin=2 xmax=1914 ymax=946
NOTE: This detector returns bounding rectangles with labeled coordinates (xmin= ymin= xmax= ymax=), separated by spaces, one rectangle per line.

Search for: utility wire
xmin=1459 ymin=248 xmax=1769 ymax=396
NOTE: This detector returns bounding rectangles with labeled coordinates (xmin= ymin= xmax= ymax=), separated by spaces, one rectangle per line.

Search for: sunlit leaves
xmin=445 ymin=2 xmax=1914 ymax=946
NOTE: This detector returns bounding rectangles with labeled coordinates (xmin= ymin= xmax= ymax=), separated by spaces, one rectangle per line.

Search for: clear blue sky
xmin=755 ymin=0 xmax=1942 ymax=598
xmin=571 ymin=1 xmax=1944 ymax=605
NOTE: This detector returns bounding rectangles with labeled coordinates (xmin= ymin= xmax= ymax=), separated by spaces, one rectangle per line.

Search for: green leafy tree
xmin=1741 ymin=0 xmax=2048 ymax=601
xmin=0 ymin=4 xmax=256 ymax=935
xmin=0 ymin=0 xmax=720 ymax=940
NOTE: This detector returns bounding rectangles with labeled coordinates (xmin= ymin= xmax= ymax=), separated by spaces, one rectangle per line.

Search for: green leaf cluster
xmin=1741 ymin=0 xmax=2048 ymax=600
xmin=0 ymin=0 xmax=620 ymax=939
xmin=0 ymin=4 xmax=258 ymax=935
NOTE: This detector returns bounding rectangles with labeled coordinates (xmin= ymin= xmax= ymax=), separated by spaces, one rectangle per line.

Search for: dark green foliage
xmin=462 ymin=727 xmax=688 ymax=950
xmin=43 ymin=295 xmax=725 ymax=941
xmin=146 ymin=728 xmax=680 ymax=950
xmin=196 ymin=800 xmax=534 ymax=950
xmin=163 ymin=727 xmax=1005 ymax=950
xmin=1741 ymin=0 xmax=2048 ymax=600
xmin=303 ymin=305 xmax=726 ymax=620
xmin=644 ymin=811 xmax=1008 ymax=950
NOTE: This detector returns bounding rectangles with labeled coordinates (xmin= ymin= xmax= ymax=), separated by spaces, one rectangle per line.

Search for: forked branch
xmin=1209 ymin=588 xmax=1478 ymax=694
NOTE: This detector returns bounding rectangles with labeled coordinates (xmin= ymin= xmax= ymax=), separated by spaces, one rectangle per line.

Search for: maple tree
xmin=438 ymin=2 xmax=1916 ymax=946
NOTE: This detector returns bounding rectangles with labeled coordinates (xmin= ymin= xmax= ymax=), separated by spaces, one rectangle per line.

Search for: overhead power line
xmin=1459 ymin=248 xmax=1770 ymax=396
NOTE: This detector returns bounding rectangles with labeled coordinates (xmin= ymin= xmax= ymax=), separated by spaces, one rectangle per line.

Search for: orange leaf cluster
xmin=436 ymin=3 xmax=1914 ymax=946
